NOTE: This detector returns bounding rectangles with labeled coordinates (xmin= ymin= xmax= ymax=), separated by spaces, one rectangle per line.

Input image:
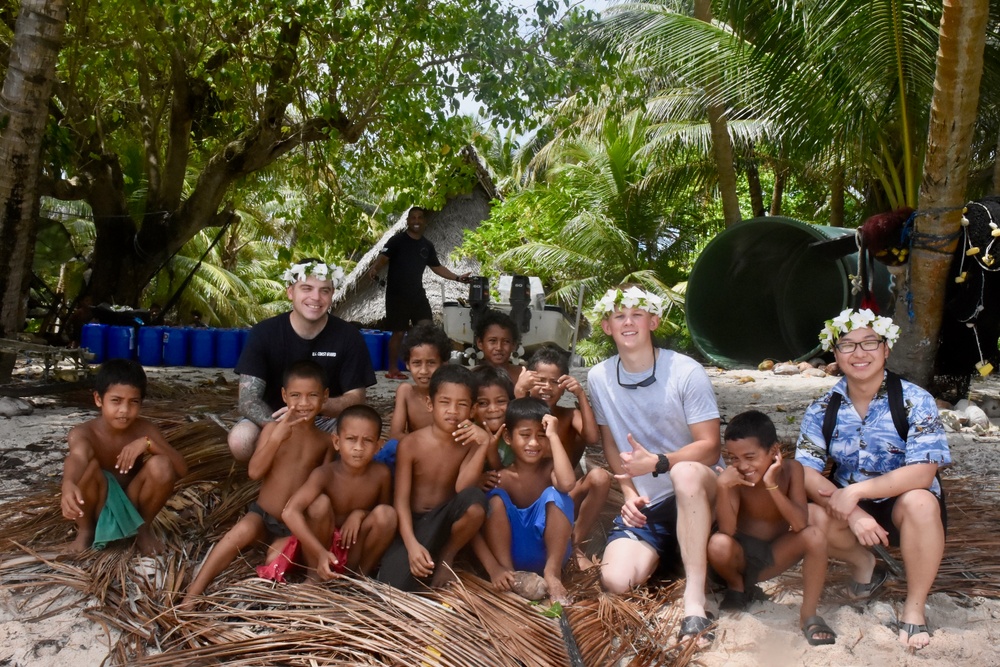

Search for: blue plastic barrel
xmin=81 ymin=323 xmax=107 ymax=364
xmin=106 ymin=325 xmax=135 ymax=360
xmin=162 ymin=327 xmax=190 ymax=366
xmin=190 ymin=328 xmax=217 ymax=367
xmin=362 ymin=330 xmax=386 ymax=371
xmin=216 ymin=329 xmax=242 ymax=368
xmin=137 ymin=326 xmax=164 ymax=366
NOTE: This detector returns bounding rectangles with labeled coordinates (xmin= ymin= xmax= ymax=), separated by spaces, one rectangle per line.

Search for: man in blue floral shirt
xmin=795 ymin=308 xmax=950 ymax=651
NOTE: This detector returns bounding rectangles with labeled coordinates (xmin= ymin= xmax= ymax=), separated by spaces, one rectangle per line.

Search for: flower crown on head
xmin=592 ymin=286 xmax=665 ymax=319
xmin=281 ymin=260 xmax=346 ymax=288
xmin=818 ymin=308 xmax=900 ymax=352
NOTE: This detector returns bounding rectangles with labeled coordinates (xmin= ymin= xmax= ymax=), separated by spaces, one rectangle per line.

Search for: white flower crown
xmin=818 ymin=308 xmax=900 ymax=352
xmin=281 ymin=261 xmax=346 ymax=288
xmin=592 ymin=286 xmax=665 ymax=319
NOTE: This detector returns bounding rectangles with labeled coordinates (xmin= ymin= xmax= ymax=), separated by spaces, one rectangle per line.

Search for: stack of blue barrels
xmin=80 ymin=323 xmax=249 ymax=368
xmin=360 ymin=329 xmax=407 ymax=372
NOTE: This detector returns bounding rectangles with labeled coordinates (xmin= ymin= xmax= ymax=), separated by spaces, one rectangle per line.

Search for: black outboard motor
xmin=508 ymin=274 xmax=532 ymax=337
xmin=468 ymin=276 xmax=491 ymax=334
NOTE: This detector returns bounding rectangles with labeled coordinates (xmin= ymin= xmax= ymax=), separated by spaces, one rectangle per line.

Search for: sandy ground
xmin=2 ymin=362 xmax=1000 ymax=665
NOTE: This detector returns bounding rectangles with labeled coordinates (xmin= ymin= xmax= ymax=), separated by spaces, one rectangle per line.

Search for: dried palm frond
xmin=3 ymin=409 xmax=1000 ymax=666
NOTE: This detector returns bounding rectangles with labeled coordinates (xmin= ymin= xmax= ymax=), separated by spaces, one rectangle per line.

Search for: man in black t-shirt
xmin=368 ymin=207 xmax=468 ymax=378
xmin=228 ymin=260 xmax=376 ymax=461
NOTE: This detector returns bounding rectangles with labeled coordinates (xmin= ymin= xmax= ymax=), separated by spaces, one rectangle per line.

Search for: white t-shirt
xmin=588 ymin=348 xmax=720 ymax=506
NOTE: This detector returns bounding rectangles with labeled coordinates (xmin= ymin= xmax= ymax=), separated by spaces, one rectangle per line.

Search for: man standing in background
xmin=369 ymin=207 xmax=469 ymax=379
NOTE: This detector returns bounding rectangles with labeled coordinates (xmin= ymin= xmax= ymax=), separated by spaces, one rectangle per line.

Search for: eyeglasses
xmin=833 ymin=339 xmax=885 ymax=354
xmin=616 ymin=354 xmax=657 ymax=389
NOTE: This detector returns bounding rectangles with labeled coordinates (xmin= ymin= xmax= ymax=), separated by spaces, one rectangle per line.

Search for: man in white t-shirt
xmin=588 ymin=285 xmax=721 ymax=644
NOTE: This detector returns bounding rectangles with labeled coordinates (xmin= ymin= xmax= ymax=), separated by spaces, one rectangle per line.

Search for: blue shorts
xmin=488 ymin=487 xmax=574 ymax=574
xmin=606 ymin=496 xmax=680 ymax=562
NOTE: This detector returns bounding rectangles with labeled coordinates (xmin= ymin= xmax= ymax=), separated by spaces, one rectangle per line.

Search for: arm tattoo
xmin=239 ymin=375 xmax=273 ymax=426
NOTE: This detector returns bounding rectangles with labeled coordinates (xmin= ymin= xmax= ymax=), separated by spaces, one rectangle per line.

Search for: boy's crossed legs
xmin=66 ymin=454 xmax=179 ymax=555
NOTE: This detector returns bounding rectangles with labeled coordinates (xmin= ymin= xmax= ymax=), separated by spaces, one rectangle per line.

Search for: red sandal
xmin=385 ymin=371 xmax=408 ymax=380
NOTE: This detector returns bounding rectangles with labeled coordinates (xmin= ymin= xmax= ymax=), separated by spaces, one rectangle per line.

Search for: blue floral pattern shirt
xmin=795 ymin=373 xmax=950 ymax=500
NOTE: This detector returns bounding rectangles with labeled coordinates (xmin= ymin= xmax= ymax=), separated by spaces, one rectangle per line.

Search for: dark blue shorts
xmin=606 ymin=496 xmax=680 ymax=562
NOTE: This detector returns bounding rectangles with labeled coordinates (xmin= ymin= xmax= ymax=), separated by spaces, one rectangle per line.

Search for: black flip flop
xmin=678 ymin=613 xmax=716 ymax=643
xmin=801 ymin=615 xmax=837 ymax=646
xmin=847 ymin=564 xmax=888 ymax=600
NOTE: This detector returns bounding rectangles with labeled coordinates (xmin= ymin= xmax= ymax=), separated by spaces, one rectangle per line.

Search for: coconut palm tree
xmin=591 ymin=0 xmax=954 ymax=217
xmin=891 ymin=0 xmax=991 ymax=386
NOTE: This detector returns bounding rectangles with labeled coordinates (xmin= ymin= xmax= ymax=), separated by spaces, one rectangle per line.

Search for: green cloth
xmin=498 ymin=439 xmax=516 ymax=468
xmin=93 ymin=471 xmax=144 ymax=549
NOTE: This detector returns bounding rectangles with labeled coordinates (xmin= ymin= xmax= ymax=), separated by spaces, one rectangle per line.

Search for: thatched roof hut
xmin=332 ymin=146 xmax=496 ymax=327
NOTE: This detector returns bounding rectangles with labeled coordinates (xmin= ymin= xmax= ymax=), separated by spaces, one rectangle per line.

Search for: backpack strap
xmin=885 ymin=371 xmax=909 ymax=443
xmin=821 ymin=391 xmax=843 ymax=447
xmin=822 ymin=372 xmax=908 ymax=447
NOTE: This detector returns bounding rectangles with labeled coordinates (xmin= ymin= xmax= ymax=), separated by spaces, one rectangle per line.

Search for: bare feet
xmin=59 ymin=533 xmax=92 ymax=554
xmin=543 ymin=573 xmax=572 ymax=606
xmin=430 ymin=564 xmax=458 ymax=588
xmin=136 ymin=526 xmax=164 ymax=555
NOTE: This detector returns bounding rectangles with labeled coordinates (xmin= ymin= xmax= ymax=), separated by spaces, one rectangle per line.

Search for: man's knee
xmin=670 ymin=461 xmax=713 ymax=498
xmin=895 ymin=489 xmax=941 ymax=528
xmin=228 ymin=422 xmax=260 ymax=462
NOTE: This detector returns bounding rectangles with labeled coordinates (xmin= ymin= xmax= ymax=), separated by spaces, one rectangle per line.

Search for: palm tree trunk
xmin=830 ymin=161 xmax=845 ymax=227
xmin=890 ymin=0 xmax=989 ymax=387
xmin=694 ymin=0 xmax=741 ymax=227
xmin=0 ymin=0 xmax=67 ymax=337
xmin=745 ymin=142 xmax=766 ymax=217
xmin=770 ymin=167 xmax=786 ymax=216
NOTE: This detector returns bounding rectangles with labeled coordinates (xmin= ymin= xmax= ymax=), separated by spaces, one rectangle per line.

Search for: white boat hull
xmin=442 ymin=303 xmax=576 ymax=352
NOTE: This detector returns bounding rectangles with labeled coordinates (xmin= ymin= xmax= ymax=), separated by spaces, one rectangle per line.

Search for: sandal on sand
xmin=719 ymin=588 xmax=748 ymax=611
xmin=678 ymin=614 xmax=716 ymax=643
xmin=847 ymin=564 xmax=887 ymax=600
xmin=899 ymin=622 xmax=931 ymax=647
xmin=385 ymin=371 xmax=408 ymax=380
xmin=801 ymin=615 xmax=837 ymax=646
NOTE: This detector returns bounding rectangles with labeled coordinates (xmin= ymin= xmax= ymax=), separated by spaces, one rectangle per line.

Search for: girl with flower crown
xmin=794 ymin=308 xmax=951 ymax=650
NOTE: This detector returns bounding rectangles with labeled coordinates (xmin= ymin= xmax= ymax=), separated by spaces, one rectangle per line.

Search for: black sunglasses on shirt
xmin=616 ymin=353 xmax=657 ymax=389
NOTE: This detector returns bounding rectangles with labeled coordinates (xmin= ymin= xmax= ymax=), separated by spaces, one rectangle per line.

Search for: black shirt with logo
xmin=236 ymin=312 xmax=376 ymax=411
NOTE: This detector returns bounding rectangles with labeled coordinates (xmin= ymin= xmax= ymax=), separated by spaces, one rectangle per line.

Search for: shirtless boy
xmin=515 ymin=346 xmax=609 ymax=564
xmin=184 ymin=361 xmax=333 ymax=601
xmin=708 ymin=410 xmax=835 ymax=646
xmin=377 ymin=365 xmax=488 ymax=590
xmin=479 ymin=398 xmax=576 ymax=604
xmin=282 ymin=405 xmax=396 ymax=579
xmin=388 ymin=323 xmax=453 ymax=440
xmin=61 ymin=359 xmax=187 ymax=555
xmin=474 ymin=309 xmax=522 ymax=384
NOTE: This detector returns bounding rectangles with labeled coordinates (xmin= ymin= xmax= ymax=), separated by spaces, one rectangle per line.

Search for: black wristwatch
xmin=651 ymin=454 xmax=671 ymax=477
